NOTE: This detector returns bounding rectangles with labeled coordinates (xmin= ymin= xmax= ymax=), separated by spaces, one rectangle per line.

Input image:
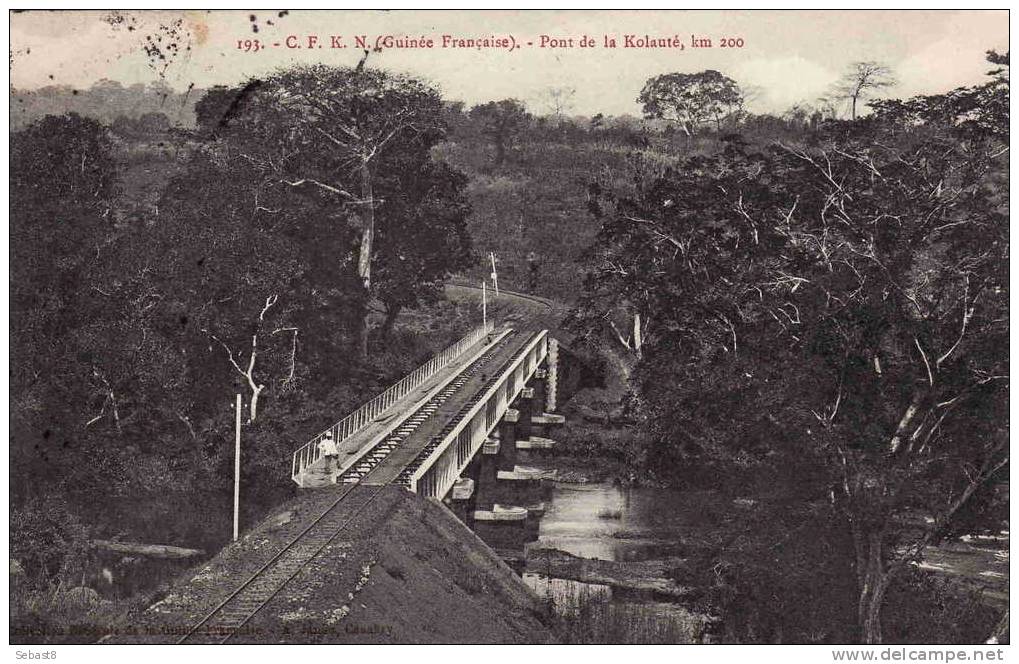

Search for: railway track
xmin=337 ymin=330 xmax=518 ymax=485
xmin=178 ymin=329 xmax=530 ymax=644
xmin=396 ymin=330 xmax=541 ymax=486
xmin=446 ymin=282 xmax=555 ymax=312
xmin=177 ymin=485 xmax=386 ymax=644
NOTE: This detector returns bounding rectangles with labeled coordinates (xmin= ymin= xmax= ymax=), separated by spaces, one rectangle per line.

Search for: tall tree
xmin=215 ymin=65 xmax=449 ymax=357
xmin=833 ymin=61 xmax=896 ymax=120
xmin=469 ymin=99 xmax=531 ymax=165
xmin=544 ymin=85 xmax=577 ymax=124
xmin=638 ymin=70 xmax=743 ymax=134
xmin=371 ymin=157 xmax=474 ymax=340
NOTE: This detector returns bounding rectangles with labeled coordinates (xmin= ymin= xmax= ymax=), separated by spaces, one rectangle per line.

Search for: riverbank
xmin=519 ymin=393 xmax=1008 ymax=644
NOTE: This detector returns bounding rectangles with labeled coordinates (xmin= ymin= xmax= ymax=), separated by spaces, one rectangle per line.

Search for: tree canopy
xmin=638 ymin=70 xmax=744 ymax=134
xmin=577 ymin=56 xmax=1008 ymax=643
xmin=197 ymin=65 xmax=473 ymax=356
xmin=469 ymin=99 xmax=531 ymax=165
xmin=831 ymin=61 xmax=897 ymax=120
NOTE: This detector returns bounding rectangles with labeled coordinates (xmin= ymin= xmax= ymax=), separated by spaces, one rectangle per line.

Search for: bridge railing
xmin=410 ymin=330 xmax=548 ymax=499
xmin=291 ymin=321 xmax=495 ymax=484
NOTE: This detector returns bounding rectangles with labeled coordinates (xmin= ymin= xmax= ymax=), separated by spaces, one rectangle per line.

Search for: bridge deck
xmin=298 ymin=327 xmax=513 ymax=489
xmin=362 ymin=330 xmax=534 ymax=486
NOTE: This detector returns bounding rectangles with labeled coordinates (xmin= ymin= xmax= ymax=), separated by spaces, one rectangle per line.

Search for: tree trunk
xmin=381 ymin=304 xmax=401 ymax=342
xmin=91 ymin=540 xmax=204 ymax=560
xmin=986 ymin=609 xmax=1009 ymax=644
xmin=889 ymin=389 xmax=927 ymax=455
xmin=358 ymin=314 xmax=369 ymax=359
xmin=177 ymin=411 xmax=197 ymax=440
xmin=249 ymin=384 xmax=262 ymax=423
xmin=633 ymin=312 xmax=643 ymax=360
xmin=860 ymin=573 xmax=891 ymax=644
xmin=356 ymin=161 xmax=375 ymax=359
xmin=494 ymin=135 xmax=506 ymax=165
xmin=109 ymin=391 xmax=122 ymax=435
xmin=856 ymin=530 xmax=892 ymax=644
xmin=356 ymin=162 xmax=375 ymax=289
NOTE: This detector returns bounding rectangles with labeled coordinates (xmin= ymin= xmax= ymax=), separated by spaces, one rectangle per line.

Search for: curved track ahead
xmin=445 ymin=282 xmax=555 ymax=312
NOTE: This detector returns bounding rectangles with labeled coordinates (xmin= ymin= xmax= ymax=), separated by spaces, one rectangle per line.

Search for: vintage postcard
xmin=8 ymin=8 xmax=1010 ymax=656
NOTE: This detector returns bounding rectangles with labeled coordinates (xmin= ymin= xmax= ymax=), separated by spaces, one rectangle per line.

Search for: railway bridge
xmin=290 ymin=321 xmax=563 ymax=503
xmin=146 ymin=320 xmax=570 ymax=644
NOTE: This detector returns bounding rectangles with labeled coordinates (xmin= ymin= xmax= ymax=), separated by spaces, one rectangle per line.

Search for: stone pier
xmin=437 ymin=336 xmax=568 ymax=557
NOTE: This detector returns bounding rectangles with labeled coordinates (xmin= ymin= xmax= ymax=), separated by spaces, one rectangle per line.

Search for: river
xmin=521 ymin=478 xmax=712 ymax=643
xmin=520 ymin=473 xmax=1008 ymax=644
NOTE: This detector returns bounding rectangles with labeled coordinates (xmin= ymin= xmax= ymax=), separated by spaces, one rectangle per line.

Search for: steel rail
xmin=177 ymin=485 xmax=385 ymax=645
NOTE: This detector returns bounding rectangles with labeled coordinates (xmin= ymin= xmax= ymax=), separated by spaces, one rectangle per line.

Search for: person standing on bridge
xmin=319 ymin=431 xmax=340 ymax=477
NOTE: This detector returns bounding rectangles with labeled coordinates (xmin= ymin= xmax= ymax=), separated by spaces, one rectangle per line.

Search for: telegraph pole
xmin=233 ymin=394 xmax=241 ymax=541
xmin=482 ymin=280 xmax=487 ymax=328
xmin=489 ymin=252 xmax=499 ymax=297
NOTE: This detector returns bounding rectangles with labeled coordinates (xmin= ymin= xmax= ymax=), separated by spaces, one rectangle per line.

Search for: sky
xmin=9 ymin=9 xmax=1011 ymax=116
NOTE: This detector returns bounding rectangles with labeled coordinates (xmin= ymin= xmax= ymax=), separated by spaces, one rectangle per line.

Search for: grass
xmin=10 ymin=582 xmax=156 ymax=645
xmin=544 ymin=581 xmax=701 ymax=644
xmin=451 ymin=566 xmax=489 ymax=596
xmin=554 ymin=602 xmax=700 ymax=644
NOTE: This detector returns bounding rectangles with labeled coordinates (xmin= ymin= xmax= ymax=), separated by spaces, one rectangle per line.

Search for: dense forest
xmin=568 ymin=52 xmax=1009 ymax=643
xmin=10 ymin=50 xmax=1009 ymax=644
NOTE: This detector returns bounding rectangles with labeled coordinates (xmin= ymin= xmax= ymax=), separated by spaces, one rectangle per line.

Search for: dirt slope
xmin=110 ymin=486 xmax=554 ymax=644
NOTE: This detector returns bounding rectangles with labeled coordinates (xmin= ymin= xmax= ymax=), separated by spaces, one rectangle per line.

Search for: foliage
xmin=829 ymin=61 xmax=897 ymax=120
xmin=372 ymin=157 xmax=474 ymax=335
xmin=691 ymin=501 xmax=860 ymax=643
xmin=11 ymin=79 xmax=199 ymax=130
xmin=10 ymin=113 xmax=122 ymax=498
xmin=193 ymin=83 xmax=247 ymax=136
xmin=11 ymin=497 xmax=91 ymax=587
xmin=469 ymin=99 xmax=531 ymax=165
xmin=880 ymin=568 xmax=999 ymax=644
xmin=638 ymin=70 xmax=744 ymax=134
xmin=868 ymin=51 xmax=1008 ymax=140
xmin=10 ymin=65 xmax=476 ymax=607
xmin=576 ymin=56 xmax=1008 ymax=643
xmin=207 ymin=64 xmax=469 ymax=355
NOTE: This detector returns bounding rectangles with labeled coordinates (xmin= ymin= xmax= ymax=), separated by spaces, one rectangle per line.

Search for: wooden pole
xmin=482 ymin=280 xmax=487 ymax=329
xmin=233 ymin=394 xmax=241 ymax=542
xmin=490 ymin=252 xmax=499 ymax=297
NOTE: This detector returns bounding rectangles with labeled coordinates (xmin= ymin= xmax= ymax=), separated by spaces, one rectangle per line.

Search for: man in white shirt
xmin=318 ymin=431 xmax=340 ymax=477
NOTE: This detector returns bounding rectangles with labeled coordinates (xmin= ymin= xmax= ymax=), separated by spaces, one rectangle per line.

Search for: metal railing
xmin=291 ymin=321 xmax=495 ymax=484
xmin=410 ymin=330 xmax=548 ymax=499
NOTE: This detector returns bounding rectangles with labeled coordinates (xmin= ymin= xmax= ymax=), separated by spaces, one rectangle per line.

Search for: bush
xmin=11 ymin=495 xmax=91 ymax=587
xmin=882 ymin=569 xmax=999 ymax=644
